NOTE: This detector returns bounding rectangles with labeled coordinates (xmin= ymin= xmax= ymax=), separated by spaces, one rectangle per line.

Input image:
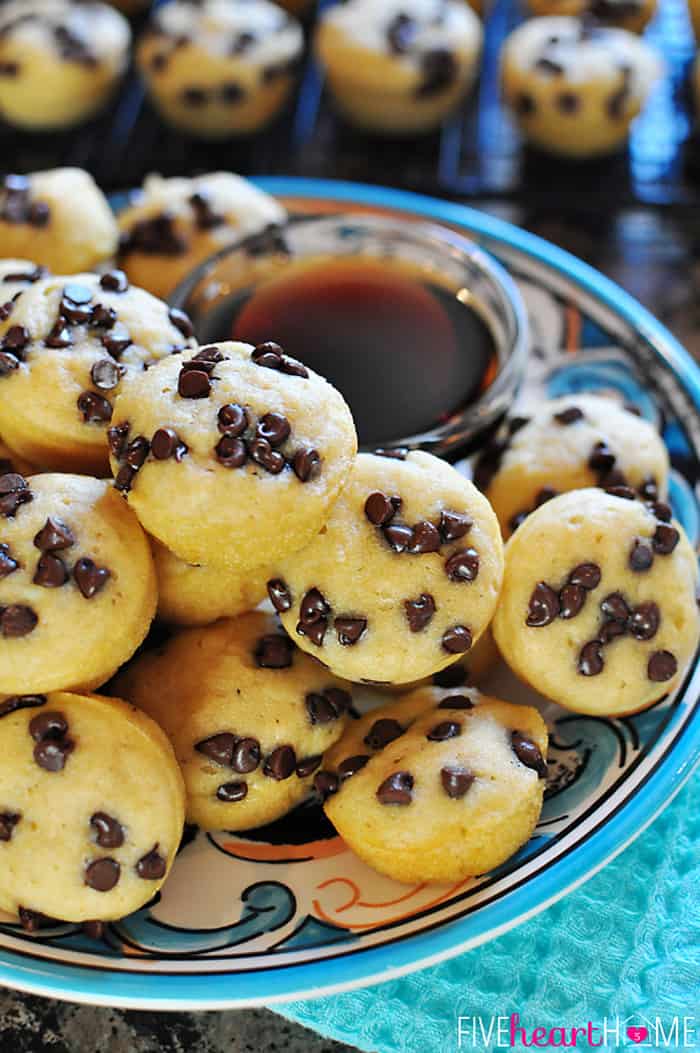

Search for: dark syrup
xmin=222 ymin=258 xmax=498 ymax=446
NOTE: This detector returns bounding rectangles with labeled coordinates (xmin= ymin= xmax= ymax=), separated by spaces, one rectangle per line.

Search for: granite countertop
xmin=1 ymin=200 xmax=697 ymax=1052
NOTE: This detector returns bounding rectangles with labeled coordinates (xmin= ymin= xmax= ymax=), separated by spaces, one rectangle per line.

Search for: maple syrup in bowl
xmin=170 ymin=213 xmax=529 ymax=455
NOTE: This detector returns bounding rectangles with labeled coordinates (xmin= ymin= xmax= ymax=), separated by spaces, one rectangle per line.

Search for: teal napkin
xmin=276 ymin=767 xmax=700 ymax=1051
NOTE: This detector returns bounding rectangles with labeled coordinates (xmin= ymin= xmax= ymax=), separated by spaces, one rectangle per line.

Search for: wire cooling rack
xmin=0 ymin=0 xmax=697 ymax=206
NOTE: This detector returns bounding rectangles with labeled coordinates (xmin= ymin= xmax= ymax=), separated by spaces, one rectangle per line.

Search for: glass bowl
xmin=169 ymin=212 xmax=530 ymax=457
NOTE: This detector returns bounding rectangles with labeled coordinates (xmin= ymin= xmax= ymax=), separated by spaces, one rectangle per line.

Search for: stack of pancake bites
xmin=0 ymin=165 xmax=697 ymax=935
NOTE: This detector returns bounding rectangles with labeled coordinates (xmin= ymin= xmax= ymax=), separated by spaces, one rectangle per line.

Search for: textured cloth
xmin=276 ymin=767 xmax=700 ymax=1052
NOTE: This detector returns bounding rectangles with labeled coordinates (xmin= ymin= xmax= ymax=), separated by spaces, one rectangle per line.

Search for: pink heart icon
xmin=627 ymin=1026 xmax=649 ymax=1044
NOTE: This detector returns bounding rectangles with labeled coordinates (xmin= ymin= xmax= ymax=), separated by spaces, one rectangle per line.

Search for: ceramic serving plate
xmin=1 ymin=178 xmax=698 ymax=1010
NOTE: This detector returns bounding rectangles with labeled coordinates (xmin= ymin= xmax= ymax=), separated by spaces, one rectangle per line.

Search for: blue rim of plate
xmin=1 ymin=177 xmax=699 ymax=1010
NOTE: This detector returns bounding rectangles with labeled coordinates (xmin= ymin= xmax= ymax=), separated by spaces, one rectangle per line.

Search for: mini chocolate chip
xmin=376 ymin=771 xmax=414 ymax=805
xmin=34 ymin=738 xmax=74 ymax=772
xmin=18 ymin=907 xmax=53 ymax=933
xmin=125 ymin=436 xmax=150 ymax=470
xmin=1 ymin=604 xmax=37 ymax=637
xmin=441 ymin=766 xmax=474 ymax=798
xmin=648 ymin=650 xmax=677 ymax=682
xmin=136 ymin=846 xmax=167 ymax=880
xmin=418 ymin=47 xmax=457 ymax=98
xmin=100 ymin=271 xmax=129 ymax=293
xmin=324 ymin=687 xmax=352 ymax=715
xmin=427 ymin=720 xmax=461 ymax=742
xmin=293 ymin=448 xmax=321 ymax=483
xmin=606 ymin=485 xmax=637 ymax=501
xmin=653 ymin=524 xmax=679 ymax=555
xmin=248 ymin=437 xmax=285 ymax=474
xmin=335 ymin=617 xmax=367 ymax=646
xmin=554 ymin=406 xmax=583 ymax=425
xmin=630 ymin=538 xmax=654 ymax=572
xmin=628 ymin=601 xmax=660 ymax=641
xmin=85 ymin=858 xmax=120 ymax=892
xmin=0 ymin=543 xmax=18 ymax=578
xmin=150 ymin=427 xmax=177 ymax=460
xmin=33 ymin=553 xmax=68 ymax=588
xmin=77 ymin=391 xmax=112 ymax=423
xmin=90 ymin=812 xmax=125 ymax=849
xmin=0 ymin=351 xmax=19 ymax=375
xmin=600 ymin=592 xmax=629 ymax=623
xmin=408 ymin=521 xmax=441 ymax=554
xmin=535 ymin=55 xmax=564 ymax=75
xmin=314 ymin=771 xmax=339 ymax=799
xmin=0 ymin=812 xmax=20 ymax=841
xmin=639 ymin=476 xmax=658 ymax=500
xmin=511 ymin=731 xmax=547 ymax=777
xmin=107 ymin=422 xmax=129 ymax=460
xmin=445 ymin=548 xmax=479 ymax=583
xmin=256 ymin=412 xmax=290 ymax=446
xmin=264 ymin=745 xmax=297 ymax=781
xmin=0 ymin=695 xmax=46 ymax=719
xmin=365 ymin=491 xmax=397 ymax=526
xmin=387 ymin=12 xmax=417 ymax=53
xmin=599 ymin=618 xmax=627 ymax=644
xmin=374 ymin=447 xmax=408 ymax=460
xmin=437 ymin=694 xmax=474 ymax=710
xmin=579 ymin=640 xmax=604 ymax=676
xmin=91 ymin=304 xmax=117 ymax=329
xmin=255 ymin=633 xmax=294 ymax=669
xmin=568 ymin=562 xmax=601 ymax=590
xmin=296 ymin=755 xmax=323 ymax=778
xmin=90 ymin=360 xmax=121 ymax=392
xmin=650 ymin=500 xmax=672 ymax=523
xmin=279 ymin=355 xmax=309 ymax=378
xmin=556 ymin=91 xmax=580 ymax=114
xmin=588 ymin=441 xmax=616 ymax=474
xmin=338 ymin=755 xmax=369 ymax=779
xmin=178 ymin=368 xmax=211 ymax=399
xmin=0 ymin=301 xmax=14 ymax=323
xmin=526 ymin=582 xmax=560 ymax=626
xmin=251 ymin=341 xmax=283 ymax=368
xmin=306 ymin=689 xmax=346 ymax=725
xmin=442 ymin=626 xmax=473 ymax=653
xmin=29 ymin=711 xmax=68 ymax=744
xmin=216 ymin=434 xmax=247 ymax=468
xmin=0 ymin=473 xmax=32 ymax=517
xmin=404 ymin=593 xmax=436 ymax=632
xmin=364 ymin=718 xmax=404 ymax=750
xmin=168 ymin=308 xmax=193 ymax=338
xmin=34 ymin=516 xmax=74 ymax=552
xmin=2 ymin=325 xmax=29 ymax=356
xmin=217 ymin=403 xmax=248 ymax=436
xmin=232 ymin=738 xmax=262 ymax=774
xmin=73 ymin=558 xmax=110 ymax=599
xmin=559 ymin=583 xmax=585 ymax=620
xmin=439 ymin=510 xmax=472 ymax=543
xmin=45 ymin=321 xmax=72 ymax=349
xmin=115 ymin=466 xmax=135 ymax=491
xmin=383 ymin=523 xmax=414 ymax=552
xmin=216 ymin=781 xmax=248 ymax=802
xmin=300 ymin=588 xmax=330 ymax=624
xmin=267 ymin=578 xmax=292 ymax=613
xmin=102 ymin=324 xmax=133 ymax=360
xmin=195 ymin=733 xmax=236 ymax=767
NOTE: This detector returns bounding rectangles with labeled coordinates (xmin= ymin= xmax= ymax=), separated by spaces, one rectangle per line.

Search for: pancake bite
xmin=526 ymin=0 xmax=657 ymax=33
xmin=272 ymin=451 xmax=504 ymax=685
xmin=0 ymin=0 xmax=130 ymax=130
xmin=319 ymin=688 xmax=548 ymax=884
xmin=0 ymin=473 xmax=156 ymax=696
xmin=0 ymin=271 xmax=196 ymax=474
xmin=151 ymin=538 xmax=269 ymax=627
xmin=117 ymin=172 xmax=287 ymax=301
xmin=108 ymin=340 xmax=357 ymax=572
xmin=315 ymin=0 xmax=482 ymax=135
xmin=0 ymin=170 xmax=118 ymax=275
xmin=493 ymin=489 xmax=700 ymax=716
xmin=137 ymin=0 xmax=304 ymax=138
xmin=114 ymin=612 xmax=353 ymax=831
xmin=0 ymin=691 xmax=184 ymax=924
xmin=474 ymin=394 xmax=670 ymax=538
xmin=501 ymin=17 xmax=662 ymax=157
